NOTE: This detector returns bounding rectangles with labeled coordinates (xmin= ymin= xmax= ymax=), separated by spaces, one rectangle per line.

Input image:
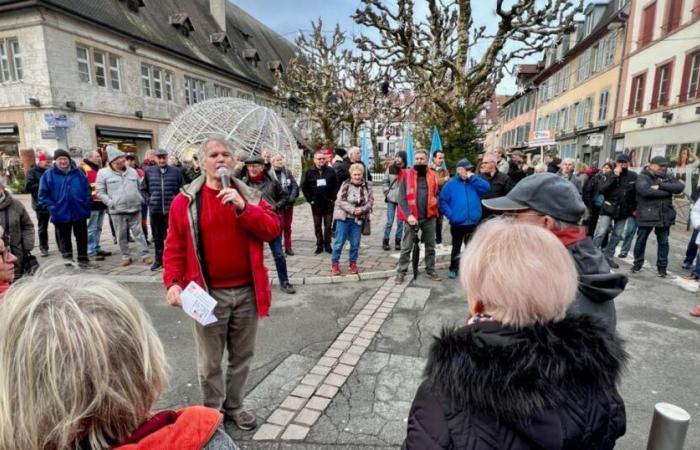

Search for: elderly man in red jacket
xmin=163 ymin=135 xmax=280 ymax=432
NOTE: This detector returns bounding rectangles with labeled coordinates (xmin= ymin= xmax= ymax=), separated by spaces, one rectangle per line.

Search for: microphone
xmin=217 ymin=167 xmax=230 ymax=189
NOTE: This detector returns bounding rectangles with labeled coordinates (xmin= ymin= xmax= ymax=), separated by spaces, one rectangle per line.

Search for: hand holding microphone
xmin=216 ymin=167 xmax=246 ymax=211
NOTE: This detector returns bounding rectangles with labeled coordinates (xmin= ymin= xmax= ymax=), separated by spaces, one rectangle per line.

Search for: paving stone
xmin=344 ymin=325 xmax=361 ymax=334
xmin=310 ymin=365 xmax=332 ymax=376
xmin=330 ymin=340 xmax=350 ymax=351
xmin=354 ymin=337 xmax=372 ymax=348
xmin=316 ymin=384 xmax=339 ymax=398
xmin=378 ymin=306 xmax=392 ymax=313
xmin=279 ymin=395 xmax=307 ymax=411
xmin=290 ymin=384 xmax=316 ymax=399
xmin=267 ymin=408 xmax=296 ymax=426
xmin=301 ymin=373 xmax=325 ymax=387
xmin=397 ymin=287 xmax=432 ymax=310
xmin=347 ymin=344 xmax=365 ymax=356
xmin=317 ymin=356 xmax=337 ymax=367
xmin=333 ymin=363 xmax=355 ymax=376
xmin=359 ymin=330 xmax=377 ymax=340
xmin=339 ymin=353 xmax=361 ymax=366
xmin=252 ymin=423 xmax=284 ymax=441
xmin=325 ymin=373 xmax=348 ymax=387
xmin=305 ymin=276 xmax=333 ymax=284
xmin=373 ymin=312 xmax=389 ymax=320
xmin=324 ymin=348 xmax=342 ymax=358
xmin=294 ymin=407 xmax=322 ymax=426
xmin=306 ymin=395 xmax=332 ymax=411
xmin=336 ymin=332 xmax=354 ymax=342
xmin=280 ymin=424 xmax=310 ymax=440
xmin=364 ymin=323 xmax=381 ymax=332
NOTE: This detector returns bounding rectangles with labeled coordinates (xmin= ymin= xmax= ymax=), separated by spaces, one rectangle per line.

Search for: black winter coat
xmin=271 ymin=167 xmax=299 ymax=209
xmin=507 ymin=161 xmax=527 ymax=185
xmin=25 ymin=165 xmax=48 ymax=212
xmin=598 ymin=170 xmax=638 ymax=219
xmin=243 ymin=172 xmax=286 ymax=212
xmin=480 ymin=171 xmax=513 ymax=220
xmin=301 ymin=165 xmax=339 ymax=209
xmin=403 ymin=315 xmax=627 ymax=450
xmin=142 ymin=165 xmax=184 ymax=215
xmin=635 ymin=169 xmax=685 ymax=227
xmin=334 ymin=159 xmax=372 ymax=184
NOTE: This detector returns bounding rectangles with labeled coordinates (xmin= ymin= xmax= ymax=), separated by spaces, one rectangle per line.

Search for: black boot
xmin=382 ymin=238 xmax=390 ymax=251
xmin=395 ymin=240 xmax=401 ymax=250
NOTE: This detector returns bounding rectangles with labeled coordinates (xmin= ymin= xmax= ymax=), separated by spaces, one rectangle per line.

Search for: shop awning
xmin=0 ymin=123 xmax=18 ymax=135
xmin=96 ymin=126 xmax=153 ymax=140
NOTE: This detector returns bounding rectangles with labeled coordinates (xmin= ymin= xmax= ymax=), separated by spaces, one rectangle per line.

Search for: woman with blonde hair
xmin=0 ymin=275 xmax=238 ymax=450
xmin=403 ymin=218 xmax=627 ymax=449
xmin=331 ymin=163 xmax=374 ymax=275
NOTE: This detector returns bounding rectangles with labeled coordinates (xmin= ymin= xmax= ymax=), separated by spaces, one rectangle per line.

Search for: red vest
xmin=81 ymin=163 xmax=99 ymax=202
xmin=397 ymin=168 xmax=439 ymax=221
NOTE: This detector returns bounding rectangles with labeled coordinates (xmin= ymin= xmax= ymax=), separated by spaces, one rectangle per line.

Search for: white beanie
xmin=106 ymin=146 xmax=125 ymax=163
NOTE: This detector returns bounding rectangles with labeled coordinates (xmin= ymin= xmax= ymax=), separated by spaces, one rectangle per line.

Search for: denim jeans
xmin=268 ymin=233 xmax=289 ymax=285
xmin=592 ymin=215 xmax=613 ymax=248
xmin=618 ymin=217 xmax=637 ymax=257
xmin=332 ymin=218 xmax=362 ymax=264
xmin=87 ymin=209 xmax=106 ymax=256
xmin=684 ymin=229 xmax=699 ymax=266
xmin=633 ymin=226 xmax=670 ymax=270
xmin=603 ymin=216 xmax=636 ymax=260
xmin=383 ymin=201 xmax=404 ymax=242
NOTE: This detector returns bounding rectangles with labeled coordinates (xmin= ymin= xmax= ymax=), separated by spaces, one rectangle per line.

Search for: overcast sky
xmin=232 ymin=0 xmax=521 ymax=94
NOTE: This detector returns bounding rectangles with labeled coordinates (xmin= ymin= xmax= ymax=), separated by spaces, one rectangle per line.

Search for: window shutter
xmin=651 ymin=66 xmax=662 ymax=109
xmin=679 ymin=52 xmax=694 ymax=102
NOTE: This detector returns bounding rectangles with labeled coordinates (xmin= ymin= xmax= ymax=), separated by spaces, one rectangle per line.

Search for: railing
xmin=370 ymin=172 xmax=386 ymax=183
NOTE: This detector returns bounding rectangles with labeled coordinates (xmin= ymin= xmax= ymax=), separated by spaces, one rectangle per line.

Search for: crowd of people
xmin=0 ymin=137 xmax=695 ymax=449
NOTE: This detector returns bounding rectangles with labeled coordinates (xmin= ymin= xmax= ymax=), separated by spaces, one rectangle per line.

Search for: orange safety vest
xmin=397 ymin=167 xmax=439 ymax=221
xmin=80 ymin=162 xmax=100 ymax=202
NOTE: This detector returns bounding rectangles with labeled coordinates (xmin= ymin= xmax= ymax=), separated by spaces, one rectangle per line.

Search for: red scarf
xmin=550 ymin=226 xmax=587 ymax=247
xmin=249 ymin=172 xmax=264 ymax=183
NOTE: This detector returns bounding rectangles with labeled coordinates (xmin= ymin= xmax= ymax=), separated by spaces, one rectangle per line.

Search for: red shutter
xmin=641 ymin=3 xmax=656 ymax=45
xmin=651 ymin=67 xmax=662 ymax=109
xmin=665 ymin=0 xmax=683 ymax=33
xmin=680 ymin=52 xmax=695 ymax=102
xmin=638 ymin=74 xmax=647 ymax=113
xmin=628 ymin=77 xmax=637 ymax=114
xmin=694 ymin=0 xmax=700 ymax=18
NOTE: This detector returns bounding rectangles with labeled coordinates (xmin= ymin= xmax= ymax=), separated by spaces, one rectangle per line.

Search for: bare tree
xmin=353 ymin=0 xmax=582 ymax=115
xmin=275 ymin=20 xmax=354 ymax=147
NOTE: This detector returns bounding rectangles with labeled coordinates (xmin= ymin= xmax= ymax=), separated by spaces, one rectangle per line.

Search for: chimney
xmin=210 ymin=0 xmax=226 ymax=34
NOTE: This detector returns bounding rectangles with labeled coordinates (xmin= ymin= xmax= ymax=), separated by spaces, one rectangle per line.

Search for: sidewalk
xmin=14 ymin=188 xmax=451 ymax=284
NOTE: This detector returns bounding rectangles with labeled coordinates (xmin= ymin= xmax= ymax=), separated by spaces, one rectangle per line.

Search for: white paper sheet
xmin=181 ymin=281 xmax=218 ymax=325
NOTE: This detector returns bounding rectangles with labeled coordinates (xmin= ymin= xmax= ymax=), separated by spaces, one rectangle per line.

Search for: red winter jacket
xmin=163 ymin=176 xmax=280 ymax=318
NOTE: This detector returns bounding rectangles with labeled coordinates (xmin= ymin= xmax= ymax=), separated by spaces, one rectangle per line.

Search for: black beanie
xmin=53 ymin=149 xmax=71 ymax=160
xmin=335 ymin=147 xmax=347 ymax=158
xmin=396 ymin=151 xmax=408 ymax=167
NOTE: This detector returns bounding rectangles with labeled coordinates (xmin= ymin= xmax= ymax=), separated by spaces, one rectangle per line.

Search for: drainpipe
xmin=610 ymin=8 xmax=631 ymax=161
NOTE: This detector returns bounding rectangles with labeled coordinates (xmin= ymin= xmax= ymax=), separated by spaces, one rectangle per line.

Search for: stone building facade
xmin=0 ymin=0 xmax=295 ymax=160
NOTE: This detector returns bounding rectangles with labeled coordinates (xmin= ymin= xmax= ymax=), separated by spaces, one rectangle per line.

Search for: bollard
xmin=647 ymin=402 xmax=691 ymax=450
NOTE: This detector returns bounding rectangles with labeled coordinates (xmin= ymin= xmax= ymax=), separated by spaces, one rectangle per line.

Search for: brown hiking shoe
xmin=120 ymin=258 xmax=132 ymax=267
xmin=142 ymin=255 xmax=154 ymax=265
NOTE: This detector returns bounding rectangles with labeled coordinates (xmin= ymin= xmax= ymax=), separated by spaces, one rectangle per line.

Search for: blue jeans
xmin=268 ymin=233 xmax=289 ymax=285
xmin=87 ymin=209 xmax=106 ymax=256
xmin=618 ymin=217 xmax=637 ymax=257
xmin=684 ymin=229 xmax=699 ymax=266
xmin=603 ymin=216 xmax=636 ymax=259
xmin=633 ymin=226 xmax=670 ymax=270
xmin=383 ymin=201 xmax=403 ymax=241
xmin=332 ymin=219 xmax=362 ymax=264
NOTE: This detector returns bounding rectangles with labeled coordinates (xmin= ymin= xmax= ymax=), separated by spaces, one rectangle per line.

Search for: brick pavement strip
xmin=280 ymin=424 xmax=310 ymax=440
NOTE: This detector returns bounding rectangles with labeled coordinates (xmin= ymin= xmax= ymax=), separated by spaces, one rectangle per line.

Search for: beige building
xmin=0 ymin=0 xmax=295 ymax=160
xmin=533 ymin=1 xmax=628 ymax=167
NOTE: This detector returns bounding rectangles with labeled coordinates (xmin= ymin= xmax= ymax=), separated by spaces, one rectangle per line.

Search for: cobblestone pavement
xmin=15 ymin=187 xmax=451 ymax=284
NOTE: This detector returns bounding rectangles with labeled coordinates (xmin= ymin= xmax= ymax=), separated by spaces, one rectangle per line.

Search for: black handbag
xmin=3 ymin=208 xmax=39 ymax=276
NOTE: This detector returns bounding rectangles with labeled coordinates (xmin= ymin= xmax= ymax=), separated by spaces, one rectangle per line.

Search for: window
xmin=153 ymin=68 xmax=162 ymax=99
xmin=76 ymin=46 xmax=91 ymax=83
xmin=93 ymin=51 xmax=106 ymax=87
xmin=663 ymin=0 xmax=683 ymax=35
xmin=141 ymin=64 xmax=151 ymax=97
xmin=592 ymin=43 xmax=603 ymax=74
xmin=605 ymin=33 xmax=617 ymax=66
xmin=0 ymin=38 xmax=22 ymax=82
xmin=576 ymin=101 xmax=586 ymax=128
xmin=185 ymin=76 xmax=206 ymax=104
xmin=562 ymin=64 xmax=570 ymax=91
xmin=237 ymin=91 xmax=253 ymax=101
xmin=577 ymin=48 xmax=591 ymax=83
xmin=553 ymin=72 xmax=561 ymax=96
xmin=680 ymin=50 xmax=700 ymax=101
xmin=164 ymin=72 xmax=174 ymax=101
xmin=639 ymin=2 xmax=656 ymax=46
xmin=214 ymin=84 xmax=232 ymax=97
xmin=629 ymin=73 xmax=646 ymax=113
xmin=599 ymin=90 xmax=610 ymax=121
xmin=651 ymin=62 xmax=673 ymax=108
xmin=585 ymin=96 xmax=593 ymax=124
xmin=109 ymin=55 xmax=120 ymax=90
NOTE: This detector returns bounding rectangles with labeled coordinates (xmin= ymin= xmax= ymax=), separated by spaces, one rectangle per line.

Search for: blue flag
xmin=430 ymin=126 xmax=443 ymax=159
xmin=405 ymin=131 xmax=415 ymax=168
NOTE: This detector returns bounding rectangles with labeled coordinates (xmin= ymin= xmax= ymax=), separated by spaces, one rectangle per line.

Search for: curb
xmin=270 ymin=262 xmax=451 ymax=286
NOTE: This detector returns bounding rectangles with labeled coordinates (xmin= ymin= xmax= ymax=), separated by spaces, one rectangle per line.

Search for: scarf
xmin=249 ymin=171 xmax=264 ymax=183
xmin=550 ymin=226 xmax=586 ymax=247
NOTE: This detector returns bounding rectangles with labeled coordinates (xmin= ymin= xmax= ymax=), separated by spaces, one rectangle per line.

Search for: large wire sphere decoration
xmin=159 ymin=98 xmax=303 ymax=179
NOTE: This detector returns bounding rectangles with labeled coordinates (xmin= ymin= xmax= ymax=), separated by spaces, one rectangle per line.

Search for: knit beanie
xmin=53 ymin=149 xmax=71 ymax=160
xmin=106 ymin=146 xmax=126 ymax=163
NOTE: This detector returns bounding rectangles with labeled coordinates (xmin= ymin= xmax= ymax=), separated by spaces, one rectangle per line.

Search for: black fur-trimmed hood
xmin=424 ymin=315 xmax=627 ymax=420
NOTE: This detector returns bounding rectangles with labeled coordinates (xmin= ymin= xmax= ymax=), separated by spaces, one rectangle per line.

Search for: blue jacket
xmin=38 ymin=163 xmax=92 ymax=223
xmin=142 ymin=165 xmax=184 ymax=215
xmin=439 ymin=175 xmax=490 ymax=226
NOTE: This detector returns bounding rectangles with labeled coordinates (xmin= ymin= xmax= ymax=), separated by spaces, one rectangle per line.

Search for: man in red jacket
xmin=163 ymin=135 xmax=280 ymax=431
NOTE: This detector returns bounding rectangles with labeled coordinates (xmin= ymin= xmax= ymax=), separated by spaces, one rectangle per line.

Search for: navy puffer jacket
xmin=142 ymin=165 xmax=184 ymax=215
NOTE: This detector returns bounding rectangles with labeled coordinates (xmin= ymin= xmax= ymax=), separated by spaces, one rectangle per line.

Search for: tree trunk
xmin=321 ymin=118 xmax=336 ymax=147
